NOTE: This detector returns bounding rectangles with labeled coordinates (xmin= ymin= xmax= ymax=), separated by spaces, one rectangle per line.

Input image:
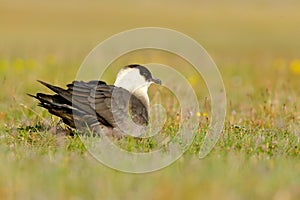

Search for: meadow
xmin=0 ymin=0 xmax=300 ymax=199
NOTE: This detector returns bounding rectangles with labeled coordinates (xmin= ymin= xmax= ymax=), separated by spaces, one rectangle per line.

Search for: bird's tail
xmin=28 ymin=81 xmax=100 ymax=132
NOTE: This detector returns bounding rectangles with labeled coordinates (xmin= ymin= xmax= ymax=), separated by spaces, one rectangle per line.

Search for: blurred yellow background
xmin=1 ymin=0 xmax=300 ymax=103
xmin=1 ymin=0 xmax=300 ymax=55
xmin=1 ymin=0 xmax=300 ymax=125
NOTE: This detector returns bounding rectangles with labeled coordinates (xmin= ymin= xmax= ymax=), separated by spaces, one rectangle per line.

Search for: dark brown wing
xmin=31 ymin=80 xmax=148 ymax=131
xmin=70 ymin=80 xmax=149 ymax=127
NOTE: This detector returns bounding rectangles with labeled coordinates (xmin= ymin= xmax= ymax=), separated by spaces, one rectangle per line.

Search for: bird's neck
xmin=132 ymin=86 xmax=150 ymax=110
xmin=114 ymin=77 xmax=150 ymax=111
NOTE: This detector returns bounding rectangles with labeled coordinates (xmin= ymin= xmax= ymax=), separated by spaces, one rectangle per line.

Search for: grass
xmin=1 ymin=0 xmax=300 ymax=199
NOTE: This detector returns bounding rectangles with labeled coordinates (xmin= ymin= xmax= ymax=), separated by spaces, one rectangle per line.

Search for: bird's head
xmin=114 ymin=64 xmax=161 ymax=109
xmin=114 ymin=64 xmax=161 ymax=93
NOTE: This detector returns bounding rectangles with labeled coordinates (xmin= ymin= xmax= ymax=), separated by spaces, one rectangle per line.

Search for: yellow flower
xmin=13 ymin=58 xmax=24 ymax=72
xmin=196 ymin=112 xmax=208 ymax=117
xmin=188 ymin=75 xmax=199 ymax=86
xmin=290 ymin=59 xmax=300 ymax=75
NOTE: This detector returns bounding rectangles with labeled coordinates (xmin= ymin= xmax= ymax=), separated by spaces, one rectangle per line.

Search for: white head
xmin=114 ymin=64 xmax=161 ymax=107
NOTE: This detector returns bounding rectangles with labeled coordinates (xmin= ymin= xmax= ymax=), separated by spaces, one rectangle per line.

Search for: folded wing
xmin=31 ymin=80 xmax=148 ymax=133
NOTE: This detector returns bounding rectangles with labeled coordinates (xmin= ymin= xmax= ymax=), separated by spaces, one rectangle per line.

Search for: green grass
xmin=1 ymin=0 xmax=300 ymax=199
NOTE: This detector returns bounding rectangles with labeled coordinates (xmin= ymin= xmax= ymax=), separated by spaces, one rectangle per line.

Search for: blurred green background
xmin=1 ymin=0 xmax=300 ymax=199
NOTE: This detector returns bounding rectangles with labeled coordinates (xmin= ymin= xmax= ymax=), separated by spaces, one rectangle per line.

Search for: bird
xmin=30 ymin=64 xmax=161 ymax=137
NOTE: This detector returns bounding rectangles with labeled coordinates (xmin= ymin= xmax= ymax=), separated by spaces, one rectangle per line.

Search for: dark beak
xmin=151 ymin=77 xmax=162 ymax=85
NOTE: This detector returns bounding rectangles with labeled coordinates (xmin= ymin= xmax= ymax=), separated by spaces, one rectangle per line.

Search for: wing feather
xmin=32 ymin=80 xmax=149 ymax=133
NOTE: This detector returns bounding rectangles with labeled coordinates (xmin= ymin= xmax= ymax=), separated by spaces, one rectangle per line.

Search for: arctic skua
xmin=30 ymin=64 xmax=161 ymax=137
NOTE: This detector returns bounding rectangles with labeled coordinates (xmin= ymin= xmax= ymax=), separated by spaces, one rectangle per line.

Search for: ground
xmin=0 ymin=1 xmax=300 ymax=199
